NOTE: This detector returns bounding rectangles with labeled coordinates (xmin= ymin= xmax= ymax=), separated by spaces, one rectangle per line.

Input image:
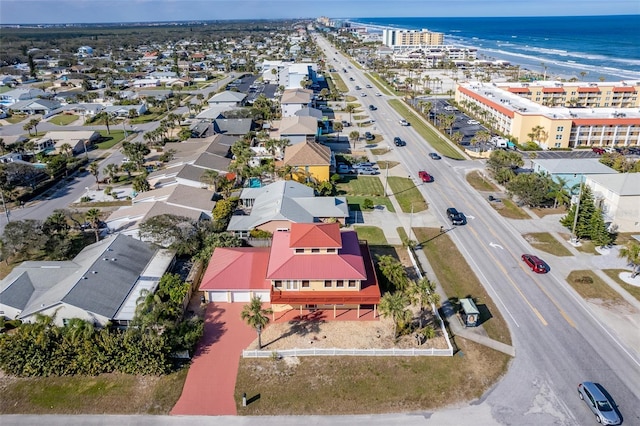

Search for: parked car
xmin=353 ymin=162 xmax=377 ymax=169
xmin=446 ymin=207 xmax=467 ymax=225
xmin=577 ymin=382 xmax=621 ymax=425
xmin=521 ymin=254 xmax=548 ymax=273
xmin=429 ymin=153 xmax=442 ymax=160
xmin=488 ymin=195 xmax=502 ymax=202
xmin=341 ymin=120 xmax=351 ymax=127
xmin=399 ymin=119 xmax=409 ymax=126
xmin=467 ymin=119 xmax=480 ymax=125
xmin=364 ymin=132 xmax=375 ymax=141
xmin=418 ymin=171 xmax=433 ymax=182
xmin=337 ymin=164 xmax=356 ymax=174
xmin=592 ymin=147 xmax=605 ymax=155
xmin=357 ymin=167 xmax=379 ymax=175
xmin=369 ymin=104 xmax=377 ymax=111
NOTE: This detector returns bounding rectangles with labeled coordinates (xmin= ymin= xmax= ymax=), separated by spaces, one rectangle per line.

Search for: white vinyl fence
xmin=243 ymin=347 xmax=453 ymax=358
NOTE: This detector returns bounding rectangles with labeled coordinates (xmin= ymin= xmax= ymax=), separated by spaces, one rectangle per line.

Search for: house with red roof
xmin=199 ymin=223 xmax=380 ymax=316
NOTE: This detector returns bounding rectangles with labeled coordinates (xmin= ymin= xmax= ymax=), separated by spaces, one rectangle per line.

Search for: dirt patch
xmin=257 ymin=308 xmax=448 ymax=352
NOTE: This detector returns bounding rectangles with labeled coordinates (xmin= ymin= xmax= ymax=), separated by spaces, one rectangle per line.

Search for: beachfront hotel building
xmin=455 ymin=81 xmax=640 ymax=149
xmin=382 ymin=29 xmax=444 ymax=49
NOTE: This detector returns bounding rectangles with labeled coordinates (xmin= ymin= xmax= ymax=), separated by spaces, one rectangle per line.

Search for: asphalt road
xmin=318 ymin=33 xmax=640 ymax=426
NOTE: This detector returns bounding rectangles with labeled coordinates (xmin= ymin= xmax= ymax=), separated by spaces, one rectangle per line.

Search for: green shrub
xmin=363 ymin=198 xmax=374 ymax=210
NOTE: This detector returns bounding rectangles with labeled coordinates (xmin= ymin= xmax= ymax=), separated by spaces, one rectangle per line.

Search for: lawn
xmin=602 ymin=269 xmax=640 ymax=303
xmin=375 ymin=160 xmax=399 ymax=170
xmin=388 ymin=99 xmax=465 ymax=160
xmin=466 ymin=170 xmax=498 ymax=192
xmin=0 ymin=369 xmax=188 ymax=414
xmin=329 ymin=73 xmax=348 ymax=93
xmin=336 ymin=175 xmax=384 ymax=196
xmin=353 ymin=226 xmax=388 ymax=246
xmin=364 ymin=72 xmax=397 ymax=96
xmin=492 ymin=198 xmax=530 ymax=219
xmin=523 ymin=233 xmax=573 ymax=256
xmin=387 ymin=176 xmax=427 ymax=213
xmin=347 ymin=196 xmax=394 ymax=213
xmin=4 ymin=115 xmax=27 ymax=124
xmin=234 ymin=339 xmax=510 ymax=415
xmin=130 ymin=113 xmax=162 ymax=124
xmin=530 ymin=206 xmax=567 ymax=218
xmin=414 ymin=227 xmax=513 ymax=346
xmin=370 ymin=148 xmax=391 ymax=156
xmin=48 ymin=114 xmax=78 ymax=126
xmin=96 ymin=130 xmax=126 ymax=149
xmin=566 ymin=270 xmax=624 ymax=304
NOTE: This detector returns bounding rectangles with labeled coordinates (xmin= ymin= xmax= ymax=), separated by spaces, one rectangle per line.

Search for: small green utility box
xmin=460 ymin=298 xmax=480 ymax=327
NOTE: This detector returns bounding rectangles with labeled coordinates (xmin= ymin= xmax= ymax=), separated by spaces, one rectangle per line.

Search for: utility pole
xmin=0 ymin=189 xmax=10 ymax=223
xmin=571 ymin=177 xmax=584 ymax=245
xmin=384 ymin=162 xmax=389 ymax=196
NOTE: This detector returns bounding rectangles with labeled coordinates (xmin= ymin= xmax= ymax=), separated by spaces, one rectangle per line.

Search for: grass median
xmin=414 ymin=227 xmax=513 ymax=346
xmin=387 ymin=176 xmax=427 ymax=213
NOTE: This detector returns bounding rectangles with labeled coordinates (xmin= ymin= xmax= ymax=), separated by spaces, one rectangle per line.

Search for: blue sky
xmin=1 ymin=0 xmax=639 ymax=24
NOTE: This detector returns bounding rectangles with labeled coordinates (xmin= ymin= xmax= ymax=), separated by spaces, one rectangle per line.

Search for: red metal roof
xmin=289 ymin=222 xmax=342 ymax=248
xmin=612 ymin=87 xmax=636 ymax=93
xmin=541 ymin=87 xmax=565 ymax=93
xmin=267 ymin=230 xmax=367 ymax=280
xmin=577 ymin=87 xmax=600 ymax=93
xmin=199 ymin=247 xmax=271 ymax=291
xmin=270 ymin=242 xmax=380 ymax=304
xmin=507 ymin=87 xmax=530 ymax=93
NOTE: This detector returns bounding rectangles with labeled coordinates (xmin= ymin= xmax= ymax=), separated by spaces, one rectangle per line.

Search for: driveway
xmin=170 ymin=303 xmax=256 ymax=416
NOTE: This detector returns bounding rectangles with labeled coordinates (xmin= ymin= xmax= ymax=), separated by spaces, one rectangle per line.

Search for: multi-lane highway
xmin=316 ymin=33 xmax=640 ymax=425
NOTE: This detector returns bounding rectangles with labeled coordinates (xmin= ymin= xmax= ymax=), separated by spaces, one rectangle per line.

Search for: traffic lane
xmin=425 ymin=178 xmax=640 ymax=423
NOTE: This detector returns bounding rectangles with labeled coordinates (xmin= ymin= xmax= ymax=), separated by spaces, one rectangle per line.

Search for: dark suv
xmin=446 ymin=207 xmax=467 ymax=225
xmin=393 ymin=137 xmax=406 ymax=147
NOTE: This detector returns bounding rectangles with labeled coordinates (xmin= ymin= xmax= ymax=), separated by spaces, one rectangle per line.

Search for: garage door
xmin=208 ymin=291 xmax=228 ymax=303
xmin=231 ymin=291 xmax=251 ymax=303
xmin=254 ymin=291 xmax=271 ymax=302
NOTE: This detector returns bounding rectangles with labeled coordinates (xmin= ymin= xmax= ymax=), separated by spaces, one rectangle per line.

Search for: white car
xmin=360 ymin=92 xmax=367 ymax=97
xmin=399 ymin=119 xmax=409 ymax=126
xmin=467 ymin=119 xmax=480 ymax=125
xmin=375 ymin=92 xmax=382 ymax=97
xmin=357 ymin=167 xmax=379 ymax=175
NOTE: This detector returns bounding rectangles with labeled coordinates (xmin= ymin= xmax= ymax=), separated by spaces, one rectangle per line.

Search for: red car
xmin=521 ymin=254 xmax=548 ymax=273
xmin=592 ymin=147 xmax=605 ymax=155
xmin=418 ymin=170 xmax=434 ymax=182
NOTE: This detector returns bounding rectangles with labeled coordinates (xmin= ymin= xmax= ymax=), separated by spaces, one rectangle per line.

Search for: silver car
xmin=578 ymin=382 xmax=621 ymax=425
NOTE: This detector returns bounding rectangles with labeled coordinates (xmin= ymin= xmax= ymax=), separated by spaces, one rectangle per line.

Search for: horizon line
xmin=2 ymin=13 xmax=639 ymax=27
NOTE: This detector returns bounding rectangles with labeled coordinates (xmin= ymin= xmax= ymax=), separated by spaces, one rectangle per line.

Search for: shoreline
xmin=347 ymin=20 xmax=640 ymax=83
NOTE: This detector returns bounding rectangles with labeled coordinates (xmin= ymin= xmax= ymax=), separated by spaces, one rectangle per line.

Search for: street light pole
xmin=384 ymin=162 xmax=389 ymax=196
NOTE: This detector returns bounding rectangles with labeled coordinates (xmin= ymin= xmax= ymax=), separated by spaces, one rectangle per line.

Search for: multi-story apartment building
xmin=382 ymin=29 xmax=444 ymax=49
xmin=455 ymin=81 xmax=640 ymax=149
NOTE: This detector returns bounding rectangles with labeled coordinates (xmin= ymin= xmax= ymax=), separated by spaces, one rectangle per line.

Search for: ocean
xmin=348 ymin=15 xmax=640 ymax=82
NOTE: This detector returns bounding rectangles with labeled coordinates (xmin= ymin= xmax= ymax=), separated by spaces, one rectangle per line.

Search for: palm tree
xmin=104 ymin=163 xmax=119 ymax=184
xmin=88 ymin=162 xmax=100 ymax=189
xmin=344 ymin=104 xmax=356 ymax=124
xmin=378 ymin=292 xmax=411 ymax=339
xmin=201 ymin=169 xmax=221 ymax=192
xmin=85 ymin=208 xmax=102 ymax=243
xmin=619 ymin=240 xmax=640 ymax=278
xmin=241 ymin=296 xmax=272 ymax=349
xmin=348 ymin=130 xmax=360 ymax=151
xmin=59 ymin=143 xmax=73 ymax=158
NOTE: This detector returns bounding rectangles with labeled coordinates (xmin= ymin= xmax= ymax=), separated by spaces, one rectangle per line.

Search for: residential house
xmin=43 ymin=130 xmax=100 ymax=156
xmin=227 ymin=180 xmax=349 ymax=237
xmin=146 ymin=134 xmax=235 ymax=189
xmin=0 ymin=75 xmax=19 ymax=87
xmin=211 ymin=118 xmax=254 ymax=136
xmin=0 ymin=88 xmax=47 ymax=105
xmin=131 ymin=78 xmax=161 ymax=88
xmin=280 ymin=88 xmax=314 ymax=117
xmin=103 ymin=104 xmax=147 ymax=117
xmin=200 ymin=222 xmax=381 ymax=317
xmin=8 ymin=99 xmax=61 ymax=116
xmin=0 ymin=234 xmax=175 ymax=327
xmin=207 ymin=91 xmax=247 ymax=108
xmin=283 ymin=141 xmax=332 ymax=183
xmin=585 ymin=173 xmax=640 ymax=233
xmin=531 ymin=158 xmax=615 ymax=189
xmin=105 ymin=184 xmax=215 ymax=237
xmin=275 ymin=116 xmax=319 ymax=144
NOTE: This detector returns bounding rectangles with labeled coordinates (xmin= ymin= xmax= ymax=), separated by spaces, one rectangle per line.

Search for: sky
xmin=1 ymin=0 xmax=639 ymax=24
